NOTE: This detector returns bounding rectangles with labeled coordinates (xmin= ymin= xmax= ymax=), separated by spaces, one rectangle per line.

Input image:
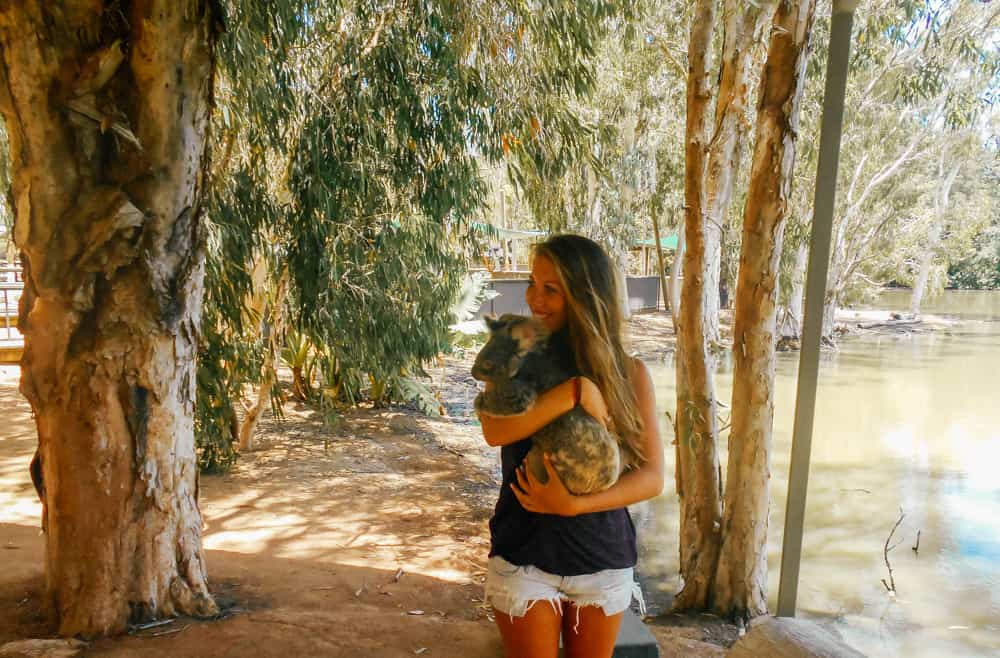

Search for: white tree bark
xmin=670 ymin=226 xmax=685 ymax=333
xmin=783 ymin=241 xmax=808 ymax=338
xmin=824 ymin=124 xmax=929 ymax=336
xmin=714 ymin=0 xmax=816 ymax=620
xmin=673 ymin=0 xmax=724 ymax=611
xmin=703 ymin=0 xmax=777 ymax=347
xmin=0 ymin=2 xmax=218 ymax=636
xmin=910 ymin=156 xmax=959 ymax=315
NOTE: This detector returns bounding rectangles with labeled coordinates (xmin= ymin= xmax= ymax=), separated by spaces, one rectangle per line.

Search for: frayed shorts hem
xmin=485 ymin=556 xmax=645 ymax=632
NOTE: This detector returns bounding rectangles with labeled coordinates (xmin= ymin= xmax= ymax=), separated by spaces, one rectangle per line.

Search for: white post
xmin=776 ymin=0 xmax=858 ymax=618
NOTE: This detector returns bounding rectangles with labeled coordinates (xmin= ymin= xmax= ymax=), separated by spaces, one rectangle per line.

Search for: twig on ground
xmin=128 ymin=618 xmax=175 ymax=633
xmin=150 ymin=624 xmax=190 ymax=637
xmin=881 ymin=507 xmax=905 ymax=595
xmin=912 ymin=529 xmax=921 ymax=555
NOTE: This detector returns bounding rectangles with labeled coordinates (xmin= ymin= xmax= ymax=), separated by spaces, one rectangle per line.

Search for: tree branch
xmin=881 ymin=507 xmax=905 ymax=595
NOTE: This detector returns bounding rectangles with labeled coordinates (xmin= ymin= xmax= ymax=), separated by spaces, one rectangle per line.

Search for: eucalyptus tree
xmin=672 ymin=0 xmax=817 ymax=619
xmin=816 ymin=0 xmax=999 ymax=334
xmin=714 ymin=0 xmax=817 ymax=617
xmin=948 ymin=206 xmax=1000 ymax=289
xmin=503 ymin=1 xmax=685 ymax=303
xmin=904 ymin=132 xmax=986 ymax=314
xmin=864 ymin=130 xmax=999 ymax=307
xmin=673 ymin=0 xmax=777 ymax=611
xmin=196 ymin=0 xmax=631 ymax=464
xmin=0 ymin=1 xmax=219 ymax=636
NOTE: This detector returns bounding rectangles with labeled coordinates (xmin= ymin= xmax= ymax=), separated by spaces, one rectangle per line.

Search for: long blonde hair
xmin=533 ymin=235 xmax=645 ymax=465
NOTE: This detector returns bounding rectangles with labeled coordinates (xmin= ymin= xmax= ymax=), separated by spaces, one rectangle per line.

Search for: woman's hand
xmin=578 ymin=377 xmax=610 ymax=428
xmin=511 ymin=454 xmax=580 ymax=517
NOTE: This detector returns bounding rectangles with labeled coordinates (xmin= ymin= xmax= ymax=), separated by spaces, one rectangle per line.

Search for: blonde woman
xmin=478 ymin=234 xmax=665 ymax=658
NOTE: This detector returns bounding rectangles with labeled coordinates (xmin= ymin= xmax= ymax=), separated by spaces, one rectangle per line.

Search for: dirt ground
xmin=0 ymin=312 xmax=743 ymax=657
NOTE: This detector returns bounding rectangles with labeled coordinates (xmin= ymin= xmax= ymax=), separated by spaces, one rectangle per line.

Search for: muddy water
xmin=637 ymin=290 xmax=1000 ymax=657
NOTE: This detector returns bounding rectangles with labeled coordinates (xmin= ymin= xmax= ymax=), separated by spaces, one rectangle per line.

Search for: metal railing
xmin=0 ymin=263 xmax=23 ymax=341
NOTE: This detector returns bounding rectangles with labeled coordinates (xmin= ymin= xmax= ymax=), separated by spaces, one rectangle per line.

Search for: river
xmin=637 ymin=289 xmax=1000 ymax=657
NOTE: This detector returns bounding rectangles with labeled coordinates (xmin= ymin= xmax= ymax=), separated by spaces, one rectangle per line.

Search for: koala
xmin=472 ymin=314 xmax=621 ymax=495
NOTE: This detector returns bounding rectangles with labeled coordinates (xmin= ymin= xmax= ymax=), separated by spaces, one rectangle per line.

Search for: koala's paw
xmin=503 ymin=386 xmax=537 ymax=413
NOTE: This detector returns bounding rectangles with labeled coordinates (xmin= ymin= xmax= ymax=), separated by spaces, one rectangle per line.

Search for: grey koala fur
xmin=471 ymin=314 xmax=621 ymax=495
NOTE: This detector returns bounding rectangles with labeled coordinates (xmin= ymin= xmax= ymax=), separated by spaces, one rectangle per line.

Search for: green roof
xmin=633 ymin=235 xmax=679 ymax=250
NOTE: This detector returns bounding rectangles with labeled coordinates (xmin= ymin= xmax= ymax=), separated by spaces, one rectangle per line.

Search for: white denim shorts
xmin=485 ymin=556 xmax=646 ymax=633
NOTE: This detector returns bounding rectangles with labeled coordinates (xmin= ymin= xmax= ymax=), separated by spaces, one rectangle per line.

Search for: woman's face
xmin=526 ymin=254 xmax=568 ymax=333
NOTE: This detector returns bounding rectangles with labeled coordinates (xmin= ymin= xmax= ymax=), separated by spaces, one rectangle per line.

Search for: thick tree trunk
xmin=0 ymin=2 xmax=218 ymax=637
xmin=713 ymin=0 xmax=816 ymax=621
xmin=703 ymin=0 xmax=777 ymax=348
xmin=673 ymin=0 xmax=724 ymax=612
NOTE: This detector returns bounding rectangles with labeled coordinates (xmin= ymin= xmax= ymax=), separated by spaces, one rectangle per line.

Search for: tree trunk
xmin=617 ymin=245 xmax=632 ymax=320
xmin=238 ymin=267 xmax=290 ymax=452
xmin=783 ymin=241 xmax=808 ymax=338
xmin=909 ymin=224 xmax=939 ymax=316
xmin=703 ymin=0 xmax=777 ymax=348
xmin=714 ymin=0 xmax=816 ymax=621
xmin=821 ymin=284 xmax=839 ymax=338
xmin=910 ymin=158 xmax=959 ymax=315
xmin=670 ymin=226 xmax=685 ymax=333
xmin=652 ymin=206 xmax=672 ymax=314
xmin=0 ymin=2 xmax=218 ymax=637
xmin=673 ymin=0 xmax=724 ymax=612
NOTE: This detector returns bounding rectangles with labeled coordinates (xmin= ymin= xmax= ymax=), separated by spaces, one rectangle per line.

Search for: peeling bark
xmin=673 ymin=0 xmax=724 ymax=612
xmin=713 ymin=0 xmax=817 ymax=621
xmin=0 ymin=1 xmax=218 ymax=637
xmin=703 ymin=0 xmax=777 ymax=347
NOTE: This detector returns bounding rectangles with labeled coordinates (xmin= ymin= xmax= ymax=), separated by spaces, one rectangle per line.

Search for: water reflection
xmin=637 ymin=291 xmax=1000 ymax=657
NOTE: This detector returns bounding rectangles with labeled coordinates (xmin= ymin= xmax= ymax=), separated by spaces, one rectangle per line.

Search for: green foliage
xmin=949 ymin=222 xmax=1000 ymax=290
xmin=449 ymin=270 xmax=495 ymax=333
xmin=509 ymin=0 xmax=683 ymax=256
xmin=192 ymin=0 xmax=628 ymax=469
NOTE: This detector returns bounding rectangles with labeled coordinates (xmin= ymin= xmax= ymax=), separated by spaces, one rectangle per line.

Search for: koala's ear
xmin=510 ymin=318 xmax=546 ymax=354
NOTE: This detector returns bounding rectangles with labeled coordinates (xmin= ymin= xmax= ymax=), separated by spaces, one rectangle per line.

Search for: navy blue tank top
xmin=487 ymin=329 xmax=638 ymax=576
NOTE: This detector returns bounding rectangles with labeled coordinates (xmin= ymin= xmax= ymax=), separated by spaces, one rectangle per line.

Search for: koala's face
xmin=472 ymin=314 xmax=549 ymax=383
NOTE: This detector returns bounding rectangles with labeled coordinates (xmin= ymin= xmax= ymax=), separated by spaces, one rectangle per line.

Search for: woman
xmin=478 ymin=234 xmax=665 ymax=658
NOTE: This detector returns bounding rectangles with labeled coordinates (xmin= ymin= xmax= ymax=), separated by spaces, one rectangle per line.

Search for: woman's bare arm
xmin=568 ymin=359 xmax=664 ymax=513
xmin=512 ymin=358 xmax=665 ymax=516
xmin=478 ymin=377 xmax=607 ymax=447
